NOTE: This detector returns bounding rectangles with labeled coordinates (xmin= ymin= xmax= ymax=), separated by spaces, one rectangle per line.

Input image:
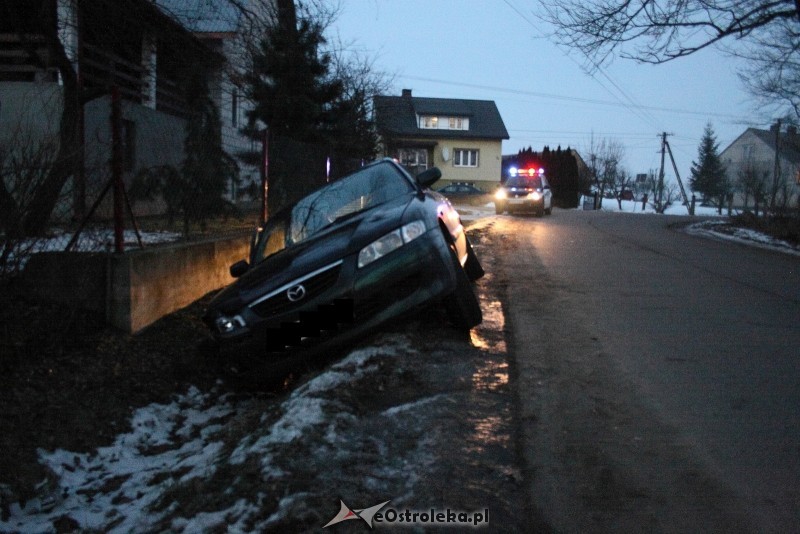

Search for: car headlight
xmin=215 ymin=314 xmax=246 ymax=334
xmin=495 ymin=189 xmax=507 ymax=200
xmin=528 ymin=191 xmax=542 ymax=201
xmin=358 ymin=220 xmax=426 ymax=268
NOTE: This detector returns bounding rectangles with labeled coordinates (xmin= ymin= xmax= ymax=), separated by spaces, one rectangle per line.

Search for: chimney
xmin=770 ymin=122 xmax=780 ymax=134
xmin=401 ymin=89 xmax=412 ymax=98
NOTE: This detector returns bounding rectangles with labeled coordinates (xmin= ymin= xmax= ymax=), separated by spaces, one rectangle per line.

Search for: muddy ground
xmin=0 ymin=287 xmax=226 ymax=510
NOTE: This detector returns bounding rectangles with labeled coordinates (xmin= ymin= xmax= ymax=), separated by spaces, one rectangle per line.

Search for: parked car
xmin=494 ymin=170 xmax=553 ymax=216
xmin=437 ymin=183 xmax=485 ymax=197
xmin=203 ymin=159 xmax=484 ymax=372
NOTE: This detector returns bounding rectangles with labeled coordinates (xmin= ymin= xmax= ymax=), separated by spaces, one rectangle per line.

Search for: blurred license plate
xmin=508 ymin=198 xmax=526 ymax=204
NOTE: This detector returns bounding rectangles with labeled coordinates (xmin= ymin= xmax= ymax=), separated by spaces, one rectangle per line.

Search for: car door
xmin=542 ymin=176 xmax=553 ymax=209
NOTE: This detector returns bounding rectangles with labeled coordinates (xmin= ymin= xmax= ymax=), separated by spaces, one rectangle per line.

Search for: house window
xmin=453 ymin=148 xmax=478 ymax=167
xmin=418 ymin=115 xmax=469 ymax=130
xmin=420 ymin=116 xmax=438 ymax=129
xmin=397 ymin=148 xmax=428 ymax=176
xmin=398 ymin=148 xmax=428 ymax=168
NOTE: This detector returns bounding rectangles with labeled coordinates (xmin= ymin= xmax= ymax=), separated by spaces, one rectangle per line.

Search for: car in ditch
xmin=203 ymin=158 xmax=484 ymax=372
xmin=494 ymin=167 xmax=553 ymax=216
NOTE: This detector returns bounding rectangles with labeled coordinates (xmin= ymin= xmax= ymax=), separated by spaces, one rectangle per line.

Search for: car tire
xmin=444 ymin=244 xmax=482 ymax=330
xmin=495 ymin=202 xmax=505 ymax=215
xmin=464 ymin=239 xmax=485 ymax=281
xmin=545 ymin=206 xmax=552 ymax=215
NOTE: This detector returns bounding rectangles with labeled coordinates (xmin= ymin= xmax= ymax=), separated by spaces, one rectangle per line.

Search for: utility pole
xmin=261 ymin=127 xmax=269 ymax=222
xmin=657 ymin=132 xmax=668 ymax=211
xmin=771 ymin=119 xmax=781 ymax=213
xmin=656 ymin=132 xmax=691 ymax=214
xmin=664 ymin=138 xmax=691 ymax=214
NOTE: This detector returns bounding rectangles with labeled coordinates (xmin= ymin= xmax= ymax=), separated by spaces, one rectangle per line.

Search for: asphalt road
xmin=491 ymin=209 xmax=800 ymax=532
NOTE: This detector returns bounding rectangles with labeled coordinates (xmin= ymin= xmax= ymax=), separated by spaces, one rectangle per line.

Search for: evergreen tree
xmin=131 ymin=67 xmax=238 ymax=236
xmin=690 ymin=123 xmax=727 ymax=204
xmin=243 ymin=0 xmax=380 ymax=212
xmin=245 ymin=2 xmax=342 ymax=144
xmin=513 ymin=145 xmax=581 ymax=207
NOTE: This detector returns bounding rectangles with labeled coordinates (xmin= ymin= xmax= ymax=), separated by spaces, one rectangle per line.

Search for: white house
xmin=720 ymin=124 xmax=800 ymax=211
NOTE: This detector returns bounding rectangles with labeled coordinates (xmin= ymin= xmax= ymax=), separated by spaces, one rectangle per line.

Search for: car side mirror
xmin=230 ymin=260 xmax=249 ymax=278
xmin=416 ymin=167 xmax=442 ymax=188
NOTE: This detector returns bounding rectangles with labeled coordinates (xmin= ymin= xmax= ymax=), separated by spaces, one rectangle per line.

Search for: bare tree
xmin=537 ymin=0 xmax=800 ymax=115
xmin=613 ymin=169 xmax=635 ymax=210
xmin=539 ymin=0 xmax=798 ymax=66
xmin=738 ymin=161 xmax=771 ymax=216
xmin=736 ymin=16 xmax=800 ymax=116
xmin=646 ymin=170 xmax=679 ymax=213
xmin=585 ymin=136 xmax=626 ymax=208
xmin=1 ymin=1 xmax=81 ymax=237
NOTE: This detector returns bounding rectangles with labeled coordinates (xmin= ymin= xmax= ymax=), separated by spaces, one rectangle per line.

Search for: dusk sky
xmin=332 ymin=0 xmax=774 ymax=181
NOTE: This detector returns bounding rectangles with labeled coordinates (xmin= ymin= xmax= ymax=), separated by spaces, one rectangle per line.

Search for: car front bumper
xmin=505 ymin=197 xmax=545 ymax=211
xmin=205 ymin=227 xmax=456 ymax=356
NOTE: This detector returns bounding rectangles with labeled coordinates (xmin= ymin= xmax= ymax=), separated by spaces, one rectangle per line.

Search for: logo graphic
xmin=323 ymin=500 xmax=390 ymax=529
xmin=286 ymin=284 xmax=307 ymax=302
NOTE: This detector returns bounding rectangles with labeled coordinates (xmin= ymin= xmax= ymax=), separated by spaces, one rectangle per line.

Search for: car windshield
xmin=252 ymin=162 xmax=415 ymax=263
xmin=505 ymin=176 xmax=543 ymax=189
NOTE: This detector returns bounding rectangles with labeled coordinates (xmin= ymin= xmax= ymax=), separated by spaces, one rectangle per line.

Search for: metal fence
xmin=0 ymin=86 xmax=362 ymax=279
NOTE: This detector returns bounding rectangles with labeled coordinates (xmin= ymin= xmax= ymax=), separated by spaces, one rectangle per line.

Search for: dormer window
xmin=421 ymin=116 xmax=439 ymax=129
xmin=418 ymin=115 xmax=469 ymax=131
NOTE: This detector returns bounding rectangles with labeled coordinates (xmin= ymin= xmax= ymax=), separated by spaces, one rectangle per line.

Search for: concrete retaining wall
xmin=22 ymin=234 xmax=251 ymax=333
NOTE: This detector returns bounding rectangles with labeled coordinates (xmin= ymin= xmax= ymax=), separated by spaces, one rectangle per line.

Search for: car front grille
xmin=508 ymin=189 xmax=532 ymax=198
xmin=249 ymin=260 xmax=343 ymax=319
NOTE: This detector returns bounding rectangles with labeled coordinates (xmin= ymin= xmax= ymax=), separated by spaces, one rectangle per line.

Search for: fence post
xmin=261 ymin=128 xmax=269 ymax=222
xmin=111 ymin=85 xmax=124 ymax=253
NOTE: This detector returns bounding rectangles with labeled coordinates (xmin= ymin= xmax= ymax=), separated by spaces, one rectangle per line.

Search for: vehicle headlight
xmin=215 ymin=314 xmax=246 ymax=334
xmin=528 ymin=191 xmax=542 ymax=201
xmin=358 ymin=220 xmax=426 ymax=268
xmin=495 ymin=189 xmax=507 ymax=200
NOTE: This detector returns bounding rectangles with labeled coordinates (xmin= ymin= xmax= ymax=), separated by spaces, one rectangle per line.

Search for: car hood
xmin=207 ymin=196 xmax=415 ymax=315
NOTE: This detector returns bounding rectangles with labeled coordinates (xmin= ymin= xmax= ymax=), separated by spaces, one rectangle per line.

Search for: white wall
xmin=0 ymin=82 xmax=63 ymax=148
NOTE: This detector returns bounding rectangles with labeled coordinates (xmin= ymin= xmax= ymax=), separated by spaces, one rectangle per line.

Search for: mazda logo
xmin=286 ymin=284 xmax=307 ymax=302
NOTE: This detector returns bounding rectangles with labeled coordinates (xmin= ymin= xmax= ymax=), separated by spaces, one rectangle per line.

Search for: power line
xmin=499 ymin=0 xmax=662 ymax=129
xmin=399 ymin=74 xmax=750 ymax=123
xmin=509 ymin=128 xmax=661 ymax=138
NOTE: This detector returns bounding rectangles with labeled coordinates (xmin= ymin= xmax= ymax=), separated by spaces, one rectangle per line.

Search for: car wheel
xmin=444 ymin=243 xmax=482 ymax=330
xmin=495 ymin=202 xmax=505 ymax=215
xmin=545 ymin=206 xmax=552 ymax=215
xmin=464 ymin=239 xmax=485 ymax=281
